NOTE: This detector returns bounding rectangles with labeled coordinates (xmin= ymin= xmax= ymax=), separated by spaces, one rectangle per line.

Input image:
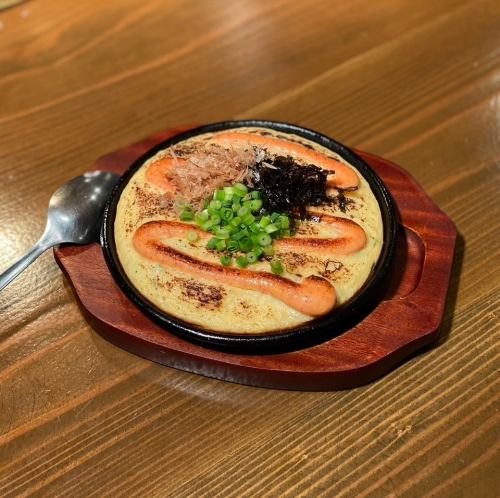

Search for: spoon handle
xmin=0 ymin=240 xmax=54 ymax=292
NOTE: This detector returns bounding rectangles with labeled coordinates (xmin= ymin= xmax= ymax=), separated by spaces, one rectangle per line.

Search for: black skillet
xmin=101 ymin=120 xmax=398 ymax=354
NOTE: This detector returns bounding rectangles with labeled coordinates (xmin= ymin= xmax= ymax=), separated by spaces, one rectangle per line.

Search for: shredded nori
xmin=329 ymin=190 xmax=353 ymax=213
xmin=249 ymin=156 xmax=329 ymax=218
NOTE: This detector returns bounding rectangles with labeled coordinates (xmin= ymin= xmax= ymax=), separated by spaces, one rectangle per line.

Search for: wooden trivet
xmin=54 ymin=128 xmax=456 ymax=390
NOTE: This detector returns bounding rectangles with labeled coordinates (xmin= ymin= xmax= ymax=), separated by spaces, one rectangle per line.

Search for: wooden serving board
xmin=54 ymin=127 xmax=457 ymax=390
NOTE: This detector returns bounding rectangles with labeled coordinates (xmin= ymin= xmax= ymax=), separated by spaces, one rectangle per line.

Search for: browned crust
xmin=148 ymin=240 xmax=303 ymax=290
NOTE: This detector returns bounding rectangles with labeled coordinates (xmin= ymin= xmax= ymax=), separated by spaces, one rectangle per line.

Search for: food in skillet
xmin=114 ymin=127 xmax=383 ymax=334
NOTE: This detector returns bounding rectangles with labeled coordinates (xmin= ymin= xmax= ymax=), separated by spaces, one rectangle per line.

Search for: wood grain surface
xmin=0 ymin=0 xmax=498 ymax=496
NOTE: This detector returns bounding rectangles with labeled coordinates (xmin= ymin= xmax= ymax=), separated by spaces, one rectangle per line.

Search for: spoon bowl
xmin=46 ymin=171 xmax=121 ymax=244
xmin=0 ymin=171 xmax=120 ymax=291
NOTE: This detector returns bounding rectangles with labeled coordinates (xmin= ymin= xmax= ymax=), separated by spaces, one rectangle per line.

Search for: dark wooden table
xmin=1 ymin=1 xmax=498 ymax=496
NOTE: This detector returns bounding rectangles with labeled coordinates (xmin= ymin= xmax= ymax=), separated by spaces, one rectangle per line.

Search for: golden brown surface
xmin=115 ymin=127 xmax=381 ymax=332
xmin=0 ymin=0 xmax=498 ymax=496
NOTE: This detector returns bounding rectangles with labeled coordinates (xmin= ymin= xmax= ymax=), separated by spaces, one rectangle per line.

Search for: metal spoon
xmin=0 ymin=171 xmax=120 ymax=292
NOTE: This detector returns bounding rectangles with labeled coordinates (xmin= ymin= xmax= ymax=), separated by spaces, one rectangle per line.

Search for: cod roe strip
xmin=133 ymin=221 xmax=336 ymax=316
xmin=133 ymin=215 xmax=366 ymax=258
xmin=275 ymin=213 xmax=367 ymax=254
xmin=145 ymin=157 xmax=181 ymax=191
xmin=210 ymin=131 xmax=359 ymax=190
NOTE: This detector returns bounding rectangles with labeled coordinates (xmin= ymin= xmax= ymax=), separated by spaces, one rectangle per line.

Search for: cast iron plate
xmin=101 ymin=120 xmax=398 ymax=354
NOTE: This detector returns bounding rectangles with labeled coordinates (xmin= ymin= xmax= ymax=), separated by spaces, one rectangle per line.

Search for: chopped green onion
xmin=241 ymin=213 xmax=256 ymax=225
xmin=251 ymin=232 xmax=263 ymax=245
xmin=265 ymin=223 xmax=279 ymax=234
xmin=233 ymin=183 xmax=248 ymax=196
xmin=236 ymin=255 xmax=248 ymax=268
xmin=259 ymin=215 xmax=271 ymax=227
xmin=206 ymin=237 xmax=218 ymax=250
xmin=216 ymin=239 xmax=227 ymax=251
xmin=227 ymin=240 xmax=239 ymax=252
xmin=230 ymin=216 xmax=242 ymax=227
xmin=270 ymin=260 xmax=284 ymax=275
xmin=246 ymin=252 xmax=258 ymax=264
xmin=239 ymin=238 xmax=253 ymax=252
xmin=232 ymin=229 xmax=248 ymax=241
xmin=201 ymin=220 xmax=214 ymax=231
xmin=250 ymin=199 xmax=263 ymax=212
xmin=237 ymin=206 xmax=250 ymax=217
xmin=195 ymin=211 xmax=209 ymax=224
xmin=248 ymin=223 xmax=261 ymax=234
xmin=262 ymin=245 xmax=275 ymax=256
xmin=253 ymin=246 xmax=263 ymax=258
xmin=180 ymin=182 xmax=297 ymax=267
xmin=220 ymin=208 xmax=233 ymax=221
xmin=258 ymin=233 xmax=272 ymax=247
xmin=210 ymin=214 xmax=221 ymax=225
xmin=214 ymin=227 xmax=230 ymax=239
xmin=278 ymin=215 xmax=290 ymax=229
xmin=180 ymin=210 xmax=194 ymax=221
xmin=209 ymin=200 xmax=222 ymax=210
